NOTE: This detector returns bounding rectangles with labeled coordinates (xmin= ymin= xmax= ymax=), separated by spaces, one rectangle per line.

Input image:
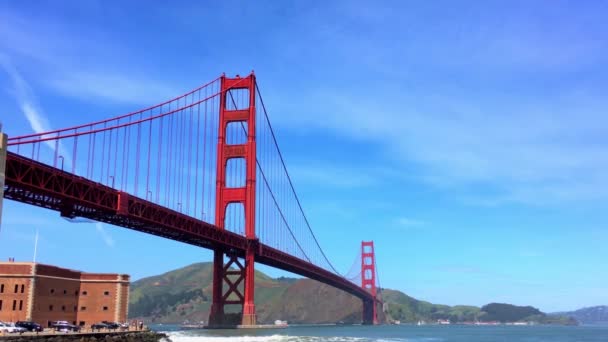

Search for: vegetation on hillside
xmin=129 ymin=289 xmax=207 ymax=318
xmin=382 ymin=289 xmax=480 ymax=322
xmin=129 ymin=262 xmax=290 ymax=323
xmin=479 ymin=303 xmax=541 ymax=322
xmin=477 ymin=303 xmax=576 ymax=325
xmin=128 ymin=262 xmax=576 ymax=325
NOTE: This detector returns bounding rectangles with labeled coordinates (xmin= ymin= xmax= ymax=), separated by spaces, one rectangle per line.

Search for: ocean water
xmin=153 ymin=324 xmax=608 ymax=342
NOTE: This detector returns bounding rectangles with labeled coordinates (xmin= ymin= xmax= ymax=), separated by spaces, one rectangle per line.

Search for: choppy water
xmin=152 ymin=324 xmax=608 ymax=342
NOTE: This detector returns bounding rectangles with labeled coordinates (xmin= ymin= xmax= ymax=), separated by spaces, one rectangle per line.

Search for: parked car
xmin=51 ymin=321 xmax=79 ymax=332
xmin=91 ymin=322 xmax=109 ymax=330
xmin=0 ymin=322 xmax=27 ymax=333
xmin=15 ymin=321 xmax=43 ymax=332
xmin=101 ymin=321 xmax=121 ymax=330
xmin=53 ymin=320 xmax=70 ymax=325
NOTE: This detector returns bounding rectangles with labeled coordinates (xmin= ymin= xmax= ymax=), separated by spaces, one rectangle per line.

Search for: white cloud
xmin=20 ymin=102 xmax=49 ymax=134
xmin=0 ymin=8 xmax=180 ymax=107
xmin=0 ymin=54 xmax=53 ymax=143
xmin=395 ymin=217 xmax=426 ymax=228
xmin=290 ymin=163 xmax=378 ymax=188
xmin=519 ymin=250 xmax=543 ymax=258
xmin=2 ymin=2 xmax=607 ymax=208
xmin=0 ymin=54 xmax=76 ymax=171
xmin=273 ymin=85 xmax=608 ymax=206
xmin=95 ymin=223 xmax=115 ymax=248
xmin=261 ymin=2 xmax=608 ymax=207
xmin=47 ymin=71 xmax=178 ymax=106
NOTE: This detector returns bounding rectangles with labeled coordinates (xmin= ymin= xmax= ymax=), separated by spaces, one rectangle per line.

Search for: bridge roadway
xmin=2 ymin=151 xmax=373 ymax=304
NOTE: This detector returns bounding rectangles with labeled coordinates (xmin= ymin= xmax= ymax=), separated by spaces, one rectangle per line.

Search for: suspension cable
xmin=227 ymin=91 xmax=312 ymax=263
xmin=254 ymin=81 xmax=341 ymax=275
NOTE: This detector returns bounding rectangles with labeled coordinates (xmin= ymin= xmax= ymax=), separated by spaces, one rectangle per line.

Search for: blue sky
xmin=1 ymin=1 xmax=608 ymax=312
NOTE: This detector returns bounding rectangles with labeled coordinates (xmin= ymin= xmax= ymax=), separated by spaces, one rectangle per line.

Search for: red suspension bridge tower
xmin=210 ymin=74 xmax=258 ymax=326
xmin=361 ymin=241 xmax=379 ymax=325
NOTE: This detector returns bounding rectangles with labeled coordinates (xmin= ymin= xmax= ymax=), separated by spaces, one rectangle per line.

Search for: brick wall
xmin=0 ymin=262 xmax=129 ymax=327
xmin=77 ymin=280 xmax=117 ymax=326
xmin=0 ymin=263 xmax=32 ymax=323
xmin=31 ymin=275 xmax=80 ymax=326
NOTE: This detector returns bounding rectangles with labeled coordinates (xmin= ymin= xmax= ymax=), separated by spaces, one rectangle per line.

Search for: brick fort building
xmin=0 ymin=261 xmax=129 ymax=327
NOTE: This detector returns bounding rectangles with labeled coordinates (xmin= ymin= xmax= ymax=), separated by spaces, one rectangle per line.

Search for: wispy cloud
xmin=263 ymin=2 xmax=608 ymax=207
xmin=395 ymin=217 xmax=426 ymax=228
xmin=48 ymin=71 xmax=178 ymax=106
xmin=0 ymin=229 xmax=57 ymax=249
xmin=0 ymin=54 xmax=53 ymax=140
xmin=275 ymin=67 xmax=608 ymax=207
xmin=0 ymin=53 xmax=75 ymax=170
xmin=3 ymin=1 xmax=608 ymax=209
xmin=518 ymin=250 xmax=543 ymax=258
xmin=95 ymin=223 xmax=115 ymax=248
xmin=291 ymin=163 xmax=378 ymax=188
xmin=436 ymin=264 xmax=542 ymax=287
xmin=2 ymin=216 xmax=54 ymax=227
xmin=0 ymin=8 xmax=179 ymax=107
xmin=438 ymin=265 xmax=486 ymax=275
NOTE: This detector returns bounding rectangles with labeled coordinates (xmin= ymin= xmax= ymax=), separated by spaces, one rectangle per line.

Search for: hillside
xmin=128 ymin=262 xmax=575 ymax=325
xmin=382 ymin=288 xmax=480 ymax=322
xmin=128 ymin=262 xmax=363 ymax=324
xmin=555 ymin=306 xmax=608 ymax=325
xmin=478 ymin=303 xmax=575 ymax=325
xmin=129 ymin=262 xmax=299 ymax=324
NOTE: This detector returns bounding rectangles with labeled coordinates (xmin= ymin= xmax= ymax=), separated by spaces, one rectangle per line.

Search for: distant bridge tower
xmin=361 ymin=240 xmax=378 ymax=324
xmin=209 ymin=74 xmax=258 ymax=327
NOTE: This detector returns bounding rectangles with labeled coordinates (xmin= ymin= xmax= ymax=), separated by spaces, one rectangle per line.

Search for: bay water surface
xmin=153 ymin=324 xmax=608 ymax=342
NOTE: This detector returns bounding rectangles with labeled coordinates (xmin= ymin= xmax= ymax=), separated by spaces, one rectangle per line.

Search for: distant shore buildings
xmin=0 ymin=260 xmax=129 ymax=327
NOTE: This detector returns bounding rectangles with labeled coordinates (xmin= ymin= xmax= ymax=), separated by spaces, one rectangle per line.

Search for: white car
xmin=0 ymin=322 xmax=27 ymax=333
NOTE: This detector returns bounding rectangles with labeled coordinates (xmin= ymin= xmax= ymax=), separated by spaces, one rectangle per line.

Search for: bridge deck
xmin=2 ymin=151 xmax=372 ymax=302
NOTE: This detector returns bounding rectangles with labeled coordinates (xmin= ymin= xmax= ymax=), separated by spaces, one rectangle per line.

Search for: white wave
xmin=164 ymin=332 xmax=377 ymax=342
xmin=165 ymin=332 xmax=290 ymax=342
xmin=162 ymin=330 xmax=446 ymax=342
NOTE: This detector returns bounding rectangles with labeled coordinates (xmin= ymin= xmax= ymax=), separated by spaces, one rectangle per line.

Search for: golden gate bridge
xmin=0 ymin=72 xmax=381 ymax=327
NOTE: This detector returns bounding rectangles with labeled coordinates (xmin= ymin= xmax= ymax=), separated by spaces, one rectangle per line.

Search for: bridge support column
xmin=362 ymin=299 xmax=376 ymax=325
xmin=208 ymin=250 xmax=226 ymax=326
xmin=241 ymin=243 xmax=256 ymax=326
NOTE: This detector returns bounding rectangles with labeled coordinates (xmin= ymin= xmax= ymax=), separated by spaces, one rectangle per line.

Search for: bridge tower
xmin=361 ymin=240 xmax=378 ymax=325
xmin=209 ymin=74 xmax=258 ymax=327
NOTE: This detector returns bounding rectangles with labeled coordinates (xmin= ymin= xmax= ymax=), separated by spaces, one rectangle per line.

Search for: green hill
xmin=128 ymin=262 xmax=362 ymax=324
xmin=382 ymin=288 xmax=480 ymax=322
xmin=480 ymin=303 xmax=541 ymax=322
xmin=127 ymin=262 xmax=576 ymax=325
xmin=128 ymin=262 xmax=295 ymax=323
